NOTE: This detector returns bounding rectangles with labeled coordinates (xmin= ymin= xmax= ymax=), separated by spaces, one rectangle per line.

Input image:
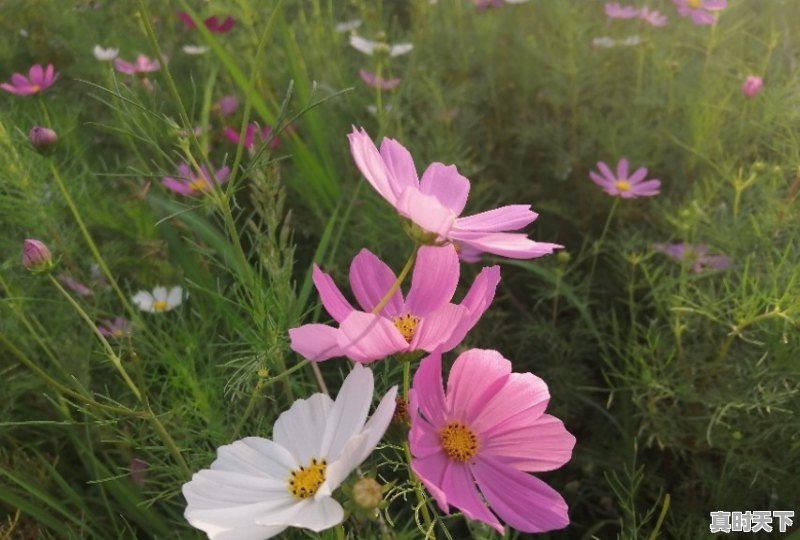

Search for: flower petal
xmin=446 ymin=349 xmax=511 ymax=423
xmin=161 ymin=177 xmax=194 ymax=195
xmin=348 ymin=126 xmax=397 ymax=204
xmin=482 ymin=413 xmax=576 ymax=472
xmin=29 ymin=64 xmax=44 ymax=85
xmin=411 ymin=351 xmax=447 ymax=427
xmin=396 ymin=187 xmax=456 ymax=238
xmin=167 ymin=286 xmax=183 ymax=308
xmin=419 ymin=163 xmax=470 ymax=215
xmin=451 ymin=231 xmax=562 ymax=259
xmin=337 ymin=312 xmax=407 ymax=362
xmin=212 ymin=437 xmax=297 ymax=479
xmin=288 ymin=324 xmax=344 ymax=361
xmin=597 ymin=161 xmax=615 ymax=183
xmin=616 ymin=158 xmax=629 ymax=181
xmin=319 ymin=363 xmax=373 ymax=458
xmin=273 ymin=393 xmax=334 ymax=465
xmin=453 ymin=204 xmax=536 ymax=233
xmin=404 ymin=245 xmax=459 ymax=316
xmin=410 ymin=451 xmax=452 ymax=514
xmin=380 ymin=136 xmax=419 ymax=198
xmin=411 ymin=303 xmax=468 ymax=352
xmin=312 ymin=265 xmax=354 ymax=322
xmin=256 ymin=497 xmax=344 ymax=532
xmin=442 ymin=265 xmax=500 ymax=350
xmin=348 ymin=249 xmax=403 ymax=316
xmin=132 ymin=291 xmax=154 ymax=312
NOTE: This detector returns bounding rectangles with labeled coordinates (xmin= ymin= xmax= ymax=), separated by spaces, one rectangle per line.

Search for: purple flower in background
xmin=605 ymin=2 xmax=639 ymax=19
xmin=212 ymin=95 xmax=239 ymax=116
xmin=177 ymin=11 xmax=236 ymax=33
xmin=589 ymin=158 xmax=661 ymax=198
xmin=673 ymin=0 xmax=727 ymax=25
xmin=58 ymin=274 xmax=94 ymax=297
xmin=654 ymin=243 xmax=730 ymax=272
xmin=224 ymin=123 xmax=281 ymax=150
xmin=639 ymin=7 xmax=668 ymax=26
xmin=359 ymin=69 xmax=401 ymax=90
xmin=742 ymin=75 xmax=763 ymax=97
xmin=114 ymin=55 xmax=160 ymax=75
xmin=161 ymin=163 xmax=230 ymax=196
xmin=1 ymin=64 xmax=59 ymax=95
xmin=98 ymin=317 xmax=132 ymax=338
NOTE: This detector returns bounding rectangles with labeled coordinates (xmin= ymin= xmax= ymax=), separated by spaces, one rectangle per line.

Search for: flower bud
xmin=28 ymin=126 xmax=59 ymax=153
xmin=22 ymin=239 xmax=54 ymax=273
xmin=741 ymin=75 xmax=763 ymax=97
xmin=352 ymin=477 xmax=383 ymax=510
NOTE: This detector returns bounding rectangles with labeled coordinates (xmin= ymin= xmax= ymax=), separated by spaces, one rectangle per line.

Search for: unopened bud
xmin=352 ymin=477 xmax=383 ymax=510
xmin=28 ymin=126 xmax=58 ymax=153
xmin=556 ymin=250 xmax=571 ymax=264
xmin=22 ymin=239 xmax=54 ymax=273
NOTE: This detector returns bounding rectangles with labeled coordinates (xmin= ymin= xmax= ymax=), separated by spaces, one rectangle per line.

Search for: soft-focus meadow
xmin=2 ymin=0 xmax=800 ymax=538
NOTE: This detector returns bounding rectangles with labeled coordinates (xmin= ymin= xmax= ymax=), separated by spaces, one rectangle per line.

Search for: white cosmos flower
xmin=349 ymin=34 xmax=413 ymax=57
xmin=183 ymin=364 xmax=397 ymax=539
xmin=131 ymin=286 xmax=184 ymax=313
xmin=93 ymin=45 xmax=119 ymax=61
xmin=183 ymin=45 xmax=210 ymax=55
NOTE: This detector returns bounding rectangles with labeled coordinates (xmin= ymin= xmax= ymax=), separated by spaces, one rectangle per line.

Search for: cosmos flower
xmin=93 ymin=45 xmax=119 ymax=61
xmin=132 ymin=286 xmax=185 ymax=313
xmin=349 ymin=35 xmax=413 ymax=57
xmin=98 ymin=317 xmax=132 ymax=338
xmin=409 ymin=349 xmax=575 ymax=534
xmin=1 ymin=64 xmax=59 ymax=95
xmin=212 ymin=94 xmax=239 ymax=116
xmin=741 ymin=75 xmax=763 ymax=97
xmin=589 ymin=158 xmax=661 ymax=198
xmin=177 ymin=11 xmax=236 ymax=33
xmin=224 ymin=123 xmax=282 ymax=150
xmin=639 ymin=7 xmax=668 ymax=26
xmin=604 ymin=2 xmax=639 ymax=19
xmin=672 ymin=0 xmax=727 ymax=25
xmin=348 ymin=127 xmax=562 ymax=260
xmin=358 ymin=69 xmax=401 ymax=90
xmin=289 ymin=245 xmax=500 ymax=363
xmin=161 ymin=163 xmax=230 ymax=196
xmin=653 ymin=243 xmax=730 ymax=272
xmin=114 ymin=55 xmax=160 ymax=75
xmin=182 ymin=363 xmax=397 ymax=539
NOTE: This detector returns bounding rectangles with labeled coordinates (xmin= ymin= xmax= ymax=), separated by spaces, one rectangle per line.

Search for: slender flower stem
xmin=586 ymin=197 xmax=619 ymax=290
xmin=372 ymin=247 xmax=418 ymax=315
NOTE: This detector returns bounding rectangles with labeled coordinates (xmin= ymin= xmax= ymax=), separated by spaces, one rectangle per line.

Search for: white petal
xmin=214 ymin=525 xmax=287 ymax=540
xmin=152 ymin=286 xmax=168 ymax=302
xmin=356 ymin=385 xmax=398 ymax=463
xmin=183 ymin=45 xmax=210 ymax=55
xmin=272 ymin=393 xmax=334 ymax=465
xmin=389 ymin=43 xmax=413 ymax=56
xmin=349 ymin=34 xmax=376 ymax=55
xmin=334 ymin=19 xmax=362 ymax=33
xmin=256 ymin=497 xmax=344 ymax=533
xmin=167 ymin=286 xmax=184 ymax=308
xmin=212 ymin=437 xmax=297 ymax=479
xmin=131 ymin=291 xmax=154 ymax=312
xmin=319 ymin=364 xmax=373 ymax=459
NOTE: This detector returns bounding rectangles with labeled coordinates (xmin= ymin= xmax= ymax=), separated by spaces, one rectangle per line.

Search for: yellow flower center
xmin=189 ymin=178 xmax=209 ymax=192
xmin=687 ymin=0 xmax=702 ymax=8
xmin=30 ymin=84 xmax=42 ymax=93
xmin=153 ymin=300 xmax=169 ymax=311
xmin=392 ymin=314 xmax=420 ymax=342
xmin=288 ymin=457 xmax=327 ymax=499
xmin=113 ymin=329 xmax=125 ymax=337
xmin=439 ymin=421 xmax=480 ymax=462
xmin=615 ymin=180 xmax=632 ymax=192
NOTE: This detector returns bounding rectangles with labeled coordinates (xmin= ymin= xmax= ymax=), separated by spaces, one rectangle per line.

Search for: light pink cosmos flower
xmin=58 ymin=274 xmax=94 ymax=297
xmin=604 ymin=2 xmax=639 ymax=19
xmin=224 ymin=123 xmax=281 ymax=150
xmin=673 ymin=0 xmax=727 ymax=25
xmin=213 ymin=94 xmax=239 ymax=116
xmin=348 ymin=127 xmax=561 ymax=260
xmin=289 ymin=245 xmax=500 ymax=363
xmin=589 ymin=158 xmax=661 ymax=198
xmin=161 ymin=163 xmax=230 ymax=196
xmin=742 ymin=75 xmax=763 ymax=97
xmin=98 ymin=317 xmax=132 ymax=338
xmin=409 ymin=349 xmax=575 ymax=534
xmin=1 ymin=64 xmax=59 ymax=95
xmin=358 ymin=69 xmax=401 ymax=90
xmin=114 ymin=55 xmax=160 ymax=75
xmin=639 ymin=7 xmax=668 ymax=26
xmin=653 ymin=242 xmax=730 ymax=272
xmin=177 ymin=11 xmax=236 ymax=33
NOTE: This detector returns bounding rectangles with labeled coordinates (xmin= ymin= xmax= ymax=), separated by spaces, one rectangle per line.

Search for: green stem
xmin=586 ymin=197 xmax=619 ymax=290
xmin=372 ymin=247 xmax=418 ymax=315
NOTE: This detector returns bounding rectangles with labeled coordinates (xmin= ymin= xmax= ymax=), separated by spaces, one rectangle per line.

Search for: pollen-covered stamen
xmin=687 ymin=0 xmax=702 ymax=8
xmin=615 ymin=180 xmax=632 ymax=192
xmin=189 ymin=177 xmax=210 ymax=192
xmin=392 ymin=314 xmax=420 ymax=342
xmin=439 ymin=421 xmax=480 ymax=462
xmin=153 ymin=300 xmax=169 ymax=311
xmin=287 ymin=457 xmax=327 ymax=499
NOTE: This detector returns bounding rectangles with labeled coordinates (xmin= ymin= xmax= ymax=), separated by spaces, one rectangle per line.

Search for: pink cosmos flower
xmin=604 ymin=2 xmax=639 ymax=19
xmin=213 ymin=94 xmax=239 ymax=116
xmin=589 ymin=158 xmax=661 ymax=198
xmin=742 ymin=75 xmax=763 ymax=97
xmin=639 ymin=7 xmax=668 ymax=26
xmin=673 ymin=0 xmax=727 ymax=25
xmin=358 ymin=69 xmax=401 ymax=90
xmin=348 ymin=127 xmax=561 ymax=260
xmin=1 ymin=64 xmax=59 ymax=95
xmin=177 ymin=11 xmax=236 ymax=33
xmin=224 ymin=123 xmax=281 ymax=150
xmin=289 ymin=245 xmax=500 ymax=363
xmin=653 ymin=242 xmax=730 ymax=272
xmin=161 ymin=162 xmax=230 ymax=196
xmin=409 ymin=349 xmax=575 ymax=534
xmin=98 ymin=317 xmax=132 ymax=338
xmin=114 ymin=55 xmax=160 ymax=75
xmin=58 ymin=274 xmax=94 ymax=297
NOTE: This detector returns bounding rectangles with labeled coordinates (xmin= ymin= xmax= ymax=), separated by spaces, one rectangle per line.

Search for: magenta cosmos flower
xmin=224 ymin=123 xmax=281 ymax=150
xmin=589 ymin=158 xmax=661 ymax=198
xmin=98 ymin=317 xmax=132 ymax=338
xmin=114 ymin=55 xmax=160 ymax=75
xmin=349 ymin=127 xmax=561 ymax=260
xmin=409 ymin=349 xmax=575 ymax=534
xmin=653 ymin=242 xmax=730 ymax=272
xmin=742 ymin=75 xmax=763 ymax=97
xmin=177 ymin=11 xmax=236 ymax=33
xmin=161 ymin=163 xmax=230 ymax=196
xmin=1 ymin=64 xmax=59 ymax=95
xmin=604 ymin=2 xmax=639 ymax=19
xmin=673 ymin=0 xmax=727 ymax=25
xmin=289 ymin=245 xmax=500 ymax=363
xmin=358 ymin=69 xmax=401 ymax=90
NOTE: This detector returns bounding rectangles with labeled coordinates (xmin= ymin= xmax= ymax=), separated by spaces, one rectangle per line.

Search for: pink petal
xmin=589 ymin=171 xmax=613 ymax=189
xmin=395 ymin=187 xmax=456 ymax=238
xmin=419 ymin=163 xmax=470 ymax=215
xmin=11 ymin=73 xmax=29 ymax=87
xmin=288 ymin=324 xmax=344 ymax=361
xmin=473 ymin=371 xmax=550 ymax=434
xmin=441 ymin=265 xmax=500 ymax=350
xmin=453 ymin=204 xmax=537 ymax=233
xmin=348 ymin=127 xmax=398 ymax=205
xmin=438 ymin=462 xmax=503 ymax=534
xmin=451 ymin=231 xmax=562 ymax=259
xmin=29 ymin=64 xmax=44 ymax=85
xmin=161 ymin=177 xmax=194 ymax=195
xmin=177 ymin=11 xmax=196 ymax=28
xmin=411 ymin=303 xmax=468 ymax=352
xmin=312 ymin=266 xmax=354 ymax=322
xmin=616 ymin=158 xmax=629 ymax=180
xmin=404 ymin=245 xmax=459 ymax=316
xmin=348 ymin=249 xmax=403 ymax=316
xmin=446 ymin=349 xmax=511 ymax=422
xmin=631 ymin=179 xmax=661 ymax=196
xmin=408 ymin=414 xmax=444 ymax=459
xmin=114 ymin=58 xmax=135 ymax=74
xmin=472 ymin=455 xmax=570 ymax=533
xmin=410 ymin=452 xmax=453 ymax=515
xmin=0 ymin=83 xmax=25 ymax=94
xmin=628 ymin=166 xmax=648 ymax=185
xmin=597 ymin=161 xmax=615 ymax=183
xmin=44 ymin=64 xmax=55 ymax=85
xmin=482 ymin=414 xmax=576 ymax=472
xmin=411 ymin=351 xmax=447 ymax=426
xmin=379 ymin=136 xmax=420 ymax=200
xmin=337 ymin=311 xmax=407 ymax=363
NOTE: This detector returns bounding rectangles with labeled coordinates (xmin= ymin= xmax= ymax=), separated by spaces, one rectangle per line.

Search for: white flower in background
xmin=93 ymin=45 xmax=119 ymax=61
xmin=182 ymin=45 xmax=210 ymax=55
xmin=334 ymin=18 xmax=362 ymax=33
xmin=349 ymin=34 xmax=413 ymax=57
xmin=183 ymin=364 xmax=397 ymax=539
xmin=592 ymin=35 xmax=641 ymax=48
xmin=132 ymin=286 xmax=184 ymax=313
